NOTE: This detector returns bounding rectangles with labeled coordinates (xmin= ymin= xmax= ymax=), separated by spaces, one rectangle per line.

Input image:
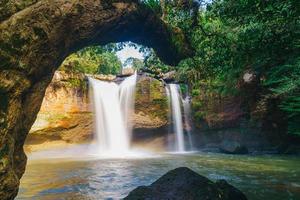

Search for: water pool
xmin=17 ymin=152 xmax=300 ymax=200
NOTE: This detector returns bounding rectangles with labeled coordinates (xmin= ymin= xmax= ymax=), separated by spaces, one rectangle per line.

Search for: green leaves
xmin=162 ymin=0 xmax=300 ymax=135
xmin=97 ymin=52 xmax=122 ymax=75
xmin=142 ymin=0 xmax=162 ymax=14
xmin=263 ymin=59 xmax=300 ymax=135
xmin=59 ymin=45 xmax=122 ymax=75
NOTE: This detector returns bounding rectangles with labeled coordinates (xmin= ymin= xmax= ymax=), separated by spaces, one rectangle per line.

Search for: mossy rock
xmin=135 ymin=75 xmax=169 ymax=122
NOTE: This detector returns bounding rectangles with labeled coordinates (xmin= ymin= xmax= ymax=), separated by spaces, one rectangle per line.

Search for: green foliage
xmin=141 ymin=49 xmax=172 ymax=78
xmin=142 ymin=0 xmax=162 ymax=14
xmin=192 ymin=101 xmax=203 ymax=110
xmin=124 ymin=57 xmax=144 ymax=71
xmin=211 ymin=0 xmax=300 ymax=136
xmin=194 ymin=111 xmax=206 ymax=122
xmin=57 ymin=0 xmax=299 ymax=135
xmin=179 ymin=84 xmax=188 ymax=95
xmin=59 ymin=45 xmax=122 ymax=75
xmin=0 ymin=143 xmax=9 ymax=158
xmin=65 ymin=78 xmax=86 ymax=90
xmin=263 ymin=58 xmax=300 ymax=135
xmin=97 ymin=52 xmax=122 ymax=75
xmin=152 ymin=0 xmax=300 ymax=135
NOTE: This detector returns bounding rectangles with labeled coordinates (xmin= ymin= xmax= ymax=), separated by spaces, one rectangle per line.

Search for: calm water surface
xmin=17 ymin=152 xmax=300 ymax=200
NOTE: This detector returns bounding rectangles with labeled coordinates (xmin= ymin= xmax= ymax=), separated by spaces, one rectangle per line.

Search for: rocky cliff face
xmin=191 ymin=72 xmax=290 ymax=152
xmin=132 ymin=74 xmax=169 ymax=150
xmin=134 ymin=75 xmax=169 ymax=129
xmin=25 ymin=71 xmax=93 ymax=152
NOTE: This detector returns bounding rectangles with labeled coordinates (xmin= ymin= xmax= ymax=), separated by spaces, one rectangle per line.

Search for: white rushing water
xmin=182 ymin=96 xmax=194 ymax=150
xmin=165 ymin=86 xmax=174 ymax=151
xmin=169 ymin=84 xmax=185 ymax=152
xmin=166 ymin=84 xmax=194 ymax=152
xmin=119 ymin=73 xmax=137 ymax=135
xmin=88 ymin=72 xmax=137 ymax=156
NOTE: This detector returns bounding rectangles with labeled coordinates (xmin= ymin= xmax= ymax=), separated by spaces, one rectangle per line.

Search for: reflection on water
xmin=17 ymin=153 xmax=300 ymax=200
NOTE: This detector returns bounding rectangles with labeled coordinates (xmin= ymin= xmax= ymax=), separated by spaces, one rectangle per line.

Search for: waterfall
xmin=165 ymin=86 xmax=173 ymax=151
xmin=88 ymin=73 xmax=137 ymax=156
xmin=119 ymin=73 xmax=137 ymax=135
xmin=169 ymin=84 xmax=185 ymax=152
xmin=166 ymin=84 xmax=194 ymax=152
xmin=182 ymin=96 xmax=194 ymax=150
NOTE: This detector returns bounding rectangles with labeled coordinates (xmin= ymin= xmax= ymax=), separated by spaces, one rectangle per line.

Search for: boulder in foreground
xmin=124 ymin=167 xmax=247 ymax=200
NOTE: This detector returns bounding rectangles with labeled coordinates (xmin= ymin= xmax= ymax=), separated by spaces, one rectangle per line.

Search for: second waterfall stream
xmin=166 ymin=84 xmax=193 ymax=152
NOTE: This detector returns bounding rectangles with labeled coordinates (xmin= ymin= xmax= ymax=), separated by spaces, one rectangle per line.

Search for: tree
xmin=124 ymin=57 xmax=144 ymax=71
xmin=97 ymin=52 xmax=122 ymax=75
xmin=147 ymin=0 xmax=300 ymax=135
xmin=59 ymin=45 xmax=122 ymax=75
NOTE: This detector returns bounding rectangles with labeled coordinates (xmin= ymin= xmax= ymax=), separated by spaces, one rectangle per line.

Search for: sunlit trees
xmin=59 ymin=46 xmax=122 ymax=75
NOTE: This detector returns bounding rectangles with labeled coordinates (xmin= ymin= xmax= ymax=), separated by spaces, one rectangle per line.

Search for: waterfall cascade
xmin=88 ymin=73 xmax=137 ymax=156
xmin=89 ymin=73 xmax=193 ymax=155
xmin=182 ymin=96 xmax=194 ymax=150
xmin=169 ymin=84 xmax=185 ymax=152
xmin=166 ymin=84 xmax=193 ymax=152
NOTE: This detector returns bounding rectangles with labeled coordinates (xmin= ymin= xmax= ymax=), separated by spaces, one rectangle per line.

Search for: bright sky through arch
xmin=116 ymin=44 xmax=144 ymax=68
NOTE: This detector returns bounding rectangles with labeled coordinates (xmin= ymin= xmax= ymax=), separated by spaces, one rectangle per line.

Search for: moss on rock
xmin=135 ymin=75 xmax=169 ymax=124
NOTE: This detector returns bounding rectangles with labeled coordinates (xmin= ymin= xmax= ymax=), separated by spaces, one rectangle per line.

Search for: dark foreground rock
xmin=124 ymin=167 xmax=247 ymax=200
xmin=219 ymin=141 xmax=249 ymax=154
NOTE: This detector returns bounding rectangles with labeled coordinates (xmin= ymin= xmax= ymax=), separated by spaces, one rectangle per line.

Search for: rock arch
xmin=0 ymin=0 xmax=192 ymax=199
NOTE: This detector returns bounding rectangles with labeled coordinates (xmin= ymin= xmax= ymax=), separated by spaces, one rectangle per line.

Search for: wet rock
xmin=134 ymin=75 xmax=169 ymax=130
xmin=92 ymin=74 xmax=116 ymax=81
xmin=122 ymin=68 xmax=135 ymax=76
xmin=124 ymin=167 xmax=247 ymax=200
xmin=26 ymin=71 xmax=93 ymax=150
xmin=215 ymin=179 xmax=248 ymax=200
xmin=162 ymin=70 xmax=176 ymax=83
xmin=219 ymin=141 xmax=248 ymax=154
